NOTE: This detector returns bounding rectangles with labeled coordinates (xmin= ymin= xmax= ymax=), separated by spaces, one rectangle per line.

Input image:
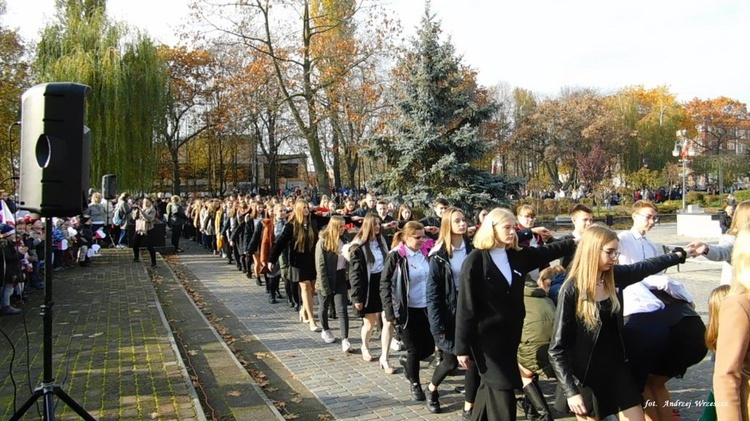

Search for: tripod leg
xmin=54 ymin=386 xmax=97 ymax=421
xmin=8 ymin=388 xmax=44 ymax=421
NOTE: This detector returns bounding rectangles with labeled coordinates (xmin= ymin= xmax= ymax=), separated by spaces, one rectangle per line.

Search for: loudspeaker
xmin=102 ymin=174 xmax=117 ymax=200
xmin=18 ymin=82 xmax=92 ymax=217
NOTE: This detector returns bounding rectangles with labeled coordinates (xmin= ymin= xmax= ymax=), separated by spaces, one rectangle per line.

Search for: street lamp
xmin=672 ymin=130 xmax=696 ymax=212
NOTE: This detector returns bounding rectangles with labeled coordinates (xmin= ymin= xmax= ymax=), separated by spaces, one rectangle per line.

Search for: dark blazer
xmin=426 ymin=241 xmax=474 ymax=354
xmin=454 ymin=240 xmax=576 ymax=390
xmin=346 ymin=237 xmax=388 ymax=307
xmin=268 ymin=221 xmax=318 ymax=268
xmin=548 ymin=252 xmax=685 ymax=399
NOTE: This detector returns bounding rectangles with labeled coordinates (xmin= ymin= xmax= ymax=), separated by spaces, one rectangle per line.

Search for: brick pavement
xmin=0 ymin=251 xmax=202 ymax=421
xmin=177 ymin=222 xmax=724 ymax=421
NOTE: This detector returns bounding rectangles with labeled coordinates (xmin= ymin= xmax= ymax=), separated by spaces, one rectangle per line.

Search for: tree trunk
xmin=332 ymin=128 xmax=342 ymax=190
xmin=171 ymin=148 xmax=181 ymax=196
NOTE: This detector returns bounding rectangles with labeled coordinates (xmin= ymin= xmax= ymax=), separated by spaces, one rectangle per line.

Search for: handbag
xmin=135 ymin=219 xmax=147 ymax=235
xmin=217 ymin=235 xmax=224 ymax=250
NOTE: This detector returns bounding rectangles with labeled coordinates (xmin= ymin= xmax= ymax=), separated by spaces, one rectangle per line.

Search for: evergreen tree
xmin=367 ymin=7 xmax=521 ymax=212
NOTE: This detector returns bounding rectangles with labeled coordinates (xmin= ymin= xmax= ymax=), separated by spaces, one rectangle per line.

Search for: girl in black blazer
xmin=455 ymin=208 xmax=576 ymax=421
xmin=425 ymin=207 xmax=476 ymax=415
xmin=548 ymin=224 xmax=686 ymax=421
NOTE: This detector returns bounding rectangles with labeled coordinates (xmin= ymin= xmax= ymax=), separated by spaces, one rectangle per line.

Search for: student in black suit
xmin=455 ymin=208 xmax=576 ymax=421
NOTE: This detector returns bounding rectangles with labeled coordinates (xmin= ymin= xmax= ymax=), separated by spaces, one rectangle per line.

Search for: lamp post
xmin=672 ymin=130 xmax=696 ymax=212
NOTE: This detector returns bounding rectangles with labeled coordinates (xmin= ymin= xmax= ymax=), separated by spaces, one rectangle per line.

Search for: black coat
xmin=454 ymin=240 xmax=576 ymax=391
xmin=548 ymin=252 xmax=685 ymax=399
xmin=426 ymin=241 xmax=473 ymax=353
xmin=268 ymin=221 xmax=318 ymax=268
xmin=346 ymin=236 xmax=388 ymax=307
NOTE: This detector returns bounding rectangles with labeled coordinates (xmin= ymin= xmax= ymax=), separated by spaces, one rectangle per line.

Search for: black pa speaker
xmin=18 ymin=82 xmax=92 ymax=217
xmin=102 ymin=174 xmax=117 ymax=200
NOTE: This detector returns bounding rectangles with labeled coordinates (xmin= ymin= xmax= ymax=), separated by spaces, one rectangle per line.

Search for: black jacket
xmin=231 ymin=219 xmax=246 ymax=254
xmin=345 ymin=236 xmax=388 ymax=307
xmin=454 ymin=239 xmax=576 ymax=391
xmin=426 ymin=241 xmax=473 ymax=353
xmin=380 ymin=245 xmax=431 ymax=327
xmin=268 ymin=221 xmax=318 ymax=268
xmin=548 ymin=252 xmax=685 ymax=399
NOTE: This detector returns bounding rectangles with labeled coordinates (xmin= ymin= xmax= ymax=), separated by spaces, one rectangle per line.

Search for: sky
xmin=4 ymin=0 xmax=749 ymax=106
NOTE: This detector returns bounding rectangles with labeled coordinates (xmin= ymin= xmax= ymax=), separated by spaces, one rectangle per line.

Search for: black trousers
xmin=318 ymin=270 xmax=349 ymax=338
xmin=133 ymin=231 xmax=156 ymax=265
xmin=171 ymin=224 xmax=182 ymax=249
xmin=400 ymin=307 xmax=435 ymax=385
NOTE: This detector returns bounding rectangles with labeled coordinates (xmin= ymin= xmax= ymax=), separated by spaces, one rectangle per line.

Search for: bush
xmin=735 ymin=190 xmax=750 ymax=202
xmin=703 ymin=194 xmax=722 ymax=208
xmin=686 ymin=191 xmax=705 ymax=206
xmin=541 ymin=199 xmax=557 ymax=215
xmin=658 ymin=201 xmax=681 ymax=214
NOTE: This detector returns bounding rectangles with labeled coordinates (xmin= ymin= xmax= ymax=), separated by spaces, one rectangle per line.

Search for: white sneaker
xmin=321 ymin=329 xmax=335 ymax=344
xmin=341 ymin=338 xmax=352 ymax=353
xmin=390 ymin=338 xmax=403 ymax=351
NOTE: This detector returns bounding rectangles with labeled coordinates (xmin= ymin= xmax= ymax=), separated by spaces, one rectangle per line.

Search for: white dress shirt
xmin=406 ymin=247 xmax=430 ymax=308
xmin=449 ymin=241 xmax=467 ymax=290
xmin=369 ymin=239 xmax=384 ymax=274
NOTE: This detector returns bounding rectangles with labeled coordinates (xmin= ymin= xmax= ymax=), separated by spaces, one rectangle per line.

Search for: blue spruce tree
xmin=367 ymin=7 xmax=521 ymax=212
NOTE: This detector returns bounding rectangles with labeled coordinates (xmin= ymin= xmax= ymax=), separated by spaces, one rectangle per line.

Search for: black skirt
xmin=583 ymin=299 xmax=642 ymax=418
xmin=358 ymin=272 xmax=382 ymax=316
xmin=290 ymin=252 xmax=316 ymax=282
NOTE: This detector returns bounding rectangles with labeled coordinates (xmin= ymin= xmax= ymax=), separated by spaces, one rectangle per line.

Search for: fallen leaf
xmin=188 ymin=350 xmax=198 ymax=356
xmin=150 ymin=412 xmax=159 ymax=419
xmin=317 ymin=415 xmax=333 ymax=421
xmin=290 ymin=397 xmax=302 ymax=404
xmin=88 ymin=332 xmax=103 ymax=338
xmin=228 ymin=390 xmax=242 ymax=397
xmin=283 ymin=414 xmax=299 ymax=420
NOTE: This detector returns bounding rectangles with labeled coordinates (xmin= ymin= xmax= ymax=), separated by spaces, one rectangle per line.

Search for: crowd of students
xmin=5 ymin=187 xmax=750 ymax=421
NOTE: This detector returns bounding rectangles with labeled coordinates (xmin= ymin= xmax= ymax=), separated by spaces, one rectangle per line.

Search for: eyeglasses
xmin=636 ymin=213 xmax=659 ymax=222
xmin=601 ymin=248 xmax=621 ymax=259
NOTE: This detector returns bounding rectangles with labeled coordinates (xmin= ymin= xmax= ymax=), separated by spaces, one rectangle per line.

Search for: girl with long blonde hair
xmin=315 ymin=216 xmax=351 ymax=349
xmin=268 ymin=199 xmax=320 ymax=332
xmin=549 ymin=224 xmax=685 ymax=421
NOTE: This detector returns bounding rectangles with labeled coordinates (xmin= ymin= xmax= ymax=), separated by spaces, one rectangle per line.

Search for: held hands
xmin=685 ymin=241 xmax=708 ymax=257
xmin=531 ymin=227 xmax=552 ymax=241
xmin=425 ymin=226 xmax=439 ymax=235
xmin=567 ymin=394 xmax=587 ymax=416
xmin=457 ymin=355 xmax=473 ymax=370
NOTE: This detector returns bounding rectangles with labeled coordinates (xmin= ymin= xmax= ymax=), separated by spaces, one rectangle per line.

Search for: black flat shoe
xmin=462 ymin=408 xmax=472 ymax=419
xmin=426 ymin=388 xmax=441 ymax=413
xmin=410 ymin=383 xmax=425 ymax=402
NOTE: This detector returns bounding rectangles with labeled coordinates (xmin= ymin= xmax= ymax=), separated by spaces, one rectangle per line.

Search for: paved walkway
xmin=0 ymin=252 xmax=204 ymax=420
xmin=175 ymin=222 xmax=725 ymax=420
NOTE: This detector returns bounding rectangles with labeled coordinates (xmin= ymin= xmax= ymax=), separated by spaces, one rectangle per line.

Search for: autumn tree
xmin=35 ymin=0 xmax=168 ymax=191
xmin=684 ymin=97 xmax=750 ymax=194
xmin=368 ymin=10 xmax=521 ymax=210
xmin=156 ymin=45 xmax=215 ymax=195
xmin=0 ymin=0 xmax=30 ymax=187
xmin=193 ymin=0 xmax=395 ymax=192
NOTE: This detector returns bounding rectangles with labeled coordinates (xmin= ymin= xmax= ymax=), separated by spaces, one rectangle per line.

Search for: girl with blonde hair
xmin=268 ymin=199 xmax=321 ymax=332
xmin=714 ymin=223 xmax=750 ymax=420
xmin=549 ymin=224 xmax=686 ymax=421
xmin=455 ymin=208 xmax=576 ymax=420
xmin=315 ymin=216 xmax=351 ymax=349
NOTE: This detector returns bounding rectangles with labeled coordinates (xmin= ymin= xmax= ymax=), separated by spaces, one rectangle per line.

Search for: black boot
xmin=410 ymin=383 xmax=425 ymax=401
xmin=523 ymin=379 xmax=554 ymax=421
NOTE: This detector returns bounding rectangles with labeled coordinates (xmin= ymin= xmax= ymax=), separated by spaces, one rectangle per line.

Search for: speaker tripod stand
xmin=10 ymin=217 xmax=95 ymax=421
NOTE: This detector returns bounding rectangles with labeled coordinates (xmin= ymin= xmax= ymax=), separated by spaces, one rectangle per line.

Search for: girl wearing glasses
xmin=549 ymin=224 xmax=686 ymax=421
xmin=454 ymin=208 xmax=576 ymax=420
xmin=381 ymin=221 xmax=435 ymax=402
